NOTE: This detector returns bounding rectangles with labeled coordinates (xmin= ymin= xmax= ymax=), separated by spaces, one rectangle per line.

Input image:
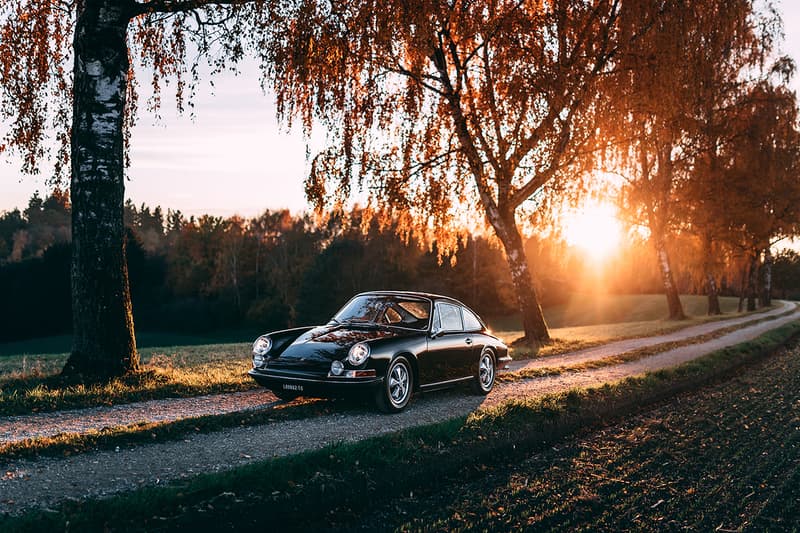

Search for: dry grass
xmin=0 ymin=343 xmax=254 ymax=415
xmin=496 ymin=302 xmax=775 ymax=360
xmin=6 ymin=322 xmax=798 ymax=532
xmin=0 ymin=294 xmax=780 ymax=415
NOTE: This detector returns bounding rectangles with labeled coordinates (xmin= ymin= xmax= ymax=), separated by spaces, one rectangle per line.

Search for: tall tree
xmin=724 ymin=83 xmax=800 ymax=310
xmin=0 ymin=0 xmax=279 ymax=378
xmin=669 ymin=0 xmax=769 ymax=315
xmin=262 ymin=0 xmax=640 ymax=344
xmin=608 ymin=0 xmax=768 ymax=319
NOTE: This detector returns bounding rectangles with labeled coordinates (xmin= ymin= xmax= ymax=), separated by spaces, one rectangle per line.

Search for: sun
xmin=562 ymin=200 xmax=622 ymax=260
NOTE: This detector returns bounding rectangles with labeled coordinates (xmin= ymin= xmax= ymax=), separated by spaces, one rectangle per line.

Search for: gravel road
xmin=1 ymin=304 xmax=798 ymax=516
xmin=3 ymin=301 xmax=793 ymax=446
xmin=507 ymin=299 xmax=795 ymax=371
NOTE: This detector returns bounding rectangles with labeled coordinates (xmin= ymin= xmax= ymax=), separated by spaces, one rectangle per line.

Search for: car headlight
xmin=253 ymin=336 xmax=272 ymax=357
xmin=347 ymin=342 xmax=370 ymax=365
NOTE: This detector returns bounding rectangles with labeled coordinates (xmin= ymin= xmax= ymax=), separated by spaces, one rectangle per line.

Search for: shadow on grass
xmin=0 ymin=368 xmax=252 ymax=416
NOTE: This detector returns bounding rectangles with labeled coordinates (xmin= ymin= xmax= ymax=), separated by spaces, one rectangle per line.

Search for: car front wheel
xmin=376 ymin=356 xmax=413 ymax=413
xmin=472 ymin=349 xmax=496 ymax=395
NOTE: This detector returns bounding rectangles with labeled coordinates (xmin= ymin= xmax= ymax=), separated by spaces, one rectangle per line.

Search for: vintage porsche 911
xmin=248 ymin=291 xmax=510 ymax=412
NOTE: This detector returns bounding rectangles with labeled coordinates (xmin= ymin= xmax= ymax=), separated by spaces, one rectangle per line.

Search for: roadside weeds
xmin=3 ymin=321 xmax=799 ymax=531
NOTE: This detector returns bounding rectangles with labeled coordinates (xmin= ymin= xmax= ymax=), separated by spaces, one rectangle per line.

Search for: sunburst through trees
xmin=1 ymin=0 xmax=798 ymax=378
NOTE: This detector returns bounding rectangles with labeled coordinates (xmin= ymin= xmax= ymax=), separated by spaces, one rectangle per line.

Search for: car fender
xmin=362 ymin=335 xmax=426 ymax=380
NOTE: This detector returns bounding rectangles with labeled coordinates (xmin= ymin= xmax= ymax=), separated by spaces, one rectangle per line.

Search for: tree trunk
xmin=701 ymin=233 xmax=721 ymax=315
xmin=746 ymin=251 xmax=759 ymax=312
xmin=62 ymin=0 xmax=139 ymax=379
xmin=761 ymin=246 xmax=772 ymax=307
xmin=737 ymin=264 xmax=747 ymax=313
xmin=490 ymin=210 xmax=550 ymax=343
xmin=652 ymin=233 xmax=685 ymax=320
xmin=706 ymin=272 xmax=721 ymax=315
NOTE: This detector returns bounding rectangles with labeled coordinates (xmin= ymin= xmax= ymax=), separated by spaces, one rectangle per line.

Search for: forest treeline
xmin=3 ymin=189 xmax=800 ymax=343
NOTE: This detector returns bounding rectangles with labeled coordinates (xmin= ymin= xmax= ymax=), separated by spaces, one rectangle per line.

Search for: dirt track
xmin=0 ymin=302 xmax=798 ymax=516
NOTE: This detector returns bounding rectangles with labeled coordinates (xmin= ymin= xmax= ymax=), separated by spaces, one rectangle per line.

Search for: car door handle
xmin=465 ymin=338 xmax=473 ymax=345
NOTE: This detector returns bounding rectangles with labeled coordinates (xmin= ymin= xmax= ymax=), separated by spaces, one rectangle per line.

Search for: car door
xmin=420 ymin=302 xmax=473 ymax=384
xmin=460 ymin=305 xmax=485 ymax=373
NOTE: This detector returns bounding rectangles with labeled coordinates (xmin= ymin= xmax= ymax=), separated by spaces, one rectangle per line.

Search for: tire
xmin=375 ymin=356 xmax=414 ymax=413
xmin=472 ymin=348 xmax=496 ymax=395
xmin=272 ymin=388 xmax=299 ymax=402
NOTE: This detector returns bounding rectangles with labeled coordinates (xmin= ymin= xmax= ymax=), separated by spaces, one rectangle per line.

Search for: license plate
xmin=283 ymin=383 xmax=303 ymax=392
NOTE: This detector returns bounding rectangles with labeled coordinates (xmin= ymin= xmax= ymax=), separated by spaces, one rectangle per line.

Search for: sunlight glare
xmin=562 ymin=200 xmax=622 ymax=260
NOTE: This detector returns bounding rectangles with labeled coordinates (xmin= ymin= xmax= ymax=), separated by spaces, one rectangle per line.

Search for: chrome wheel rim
xmin=479 ymin=353 xmax=494 ymax=390
xmin=389 ymin=362 xmax=410 ymax=406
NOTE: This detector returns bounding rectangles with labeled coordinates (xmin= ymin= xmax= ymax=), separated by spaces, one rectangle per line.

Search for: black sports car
xmin=248 ymin=291 xmax=510 ymax=412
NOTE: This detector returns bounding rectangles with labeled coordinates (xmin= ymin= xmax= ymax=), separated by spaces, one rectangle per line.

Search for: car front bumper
xmin=248 ymin=368 xmax=385 ymax=397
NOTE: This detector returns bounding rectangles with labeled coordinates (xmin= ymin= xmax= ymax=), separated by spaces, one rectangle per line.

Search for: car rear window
xmin=462 ymin=307 xmax=483 ymax=331
xmin=438 ymin=303 xmax=463 ymax=331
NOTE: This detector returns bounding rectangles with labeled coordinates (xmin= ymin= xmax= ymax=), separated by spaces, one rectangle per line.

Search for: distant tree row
xmin=3 ymin=190 xmax=800 ymax=343
xmin=6 ymin=0 xmax=800 ymax=378
xmin=0 ymin=193 xmax=522 ymax=342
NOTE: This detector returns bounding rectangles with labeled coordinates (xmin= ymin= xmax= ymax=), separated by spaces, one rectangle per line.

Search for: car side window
xmin=462 ymin=307 xmax=483 ymax=331
xmin=437 ymin=303 xmax=464 ymax=332
xmin=384 ymin=307 xmax=402 ymax=324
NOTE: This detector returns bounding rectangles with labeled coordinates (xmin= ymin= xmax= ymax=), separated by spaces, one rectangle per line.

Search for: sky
xmin=2 ymin=2 xmax=800 ymax=217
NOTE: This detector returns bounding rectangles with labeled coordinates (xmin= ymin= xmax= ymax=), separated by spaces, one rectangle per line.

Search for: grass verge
xmin=3 ymin=320 xmax=799 ymax=532
xmin=502 ymin=302 xmax=784 ymax=360
xmin=500 ymin=307 xmax=798 ymax=382
xmin=0 ymin=301 xmax=787 ymax=416
xmin=0 ymin=344 xmax=255 ymax=416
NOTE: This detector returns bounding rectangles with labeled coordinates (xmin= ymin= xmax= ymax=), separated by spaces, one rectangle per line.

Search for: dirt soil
xmin=0 ymin=302 xmax=798 ymax=517
xmin=327 ymin=339 xmax=800 ymax=532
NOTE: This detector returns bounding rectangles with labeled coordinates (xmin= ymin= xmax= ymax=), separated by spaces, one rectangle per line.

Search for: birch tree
xmin=262 ymin=0 xmax=643 ymax=344
xmin=724 ymin=83 xmax=800 ymax=310
xmin=0 ymin=0 xmax=280 ymax=378
xmin=608 ymin=0 xmax=767 ymax=319
xmin=669 ymin=0 xmax=770 ymax=315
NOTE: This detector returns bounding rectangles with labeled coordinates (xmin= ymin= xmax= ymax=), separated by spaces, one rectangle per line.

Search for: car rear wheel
xmin=472 ymin=348 xmax=495 ymax=395
xmin=375 ymin=356 xmax=413 ymax=413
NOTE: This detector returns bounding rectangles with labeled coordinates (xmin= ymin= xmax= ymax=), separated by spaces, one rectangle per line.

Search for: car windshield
xmin=332 ymin=295 xmax=431 ymax=330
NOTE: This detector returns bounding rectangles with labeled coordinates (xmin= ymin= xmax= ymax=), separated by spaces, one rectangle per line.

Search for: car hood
xmin=272 ymin=324 xmax=413 ymax=369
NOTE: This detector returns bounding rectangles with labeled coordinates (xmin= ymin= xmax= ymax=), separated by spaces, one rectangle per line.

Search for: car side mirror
xmin=430 ymin=326 xmax=443 ymax=339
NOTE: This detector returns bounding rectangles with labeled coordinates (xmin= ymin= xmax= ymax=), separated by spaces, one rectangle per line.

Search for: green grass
xmin=0 ymin=343 xmax=254 ymax=415
xmin=488 ymin=293 xmax=743 ymax=332
xmin=494 ymin=294 xmax=772 ymax=356
xmin=0 ymin=330 xmax=258 ymax=357
xmin=0 ymin=294 xmax=781 ymax=416
xmin=3 ymin=321 xmax=799 ymax=532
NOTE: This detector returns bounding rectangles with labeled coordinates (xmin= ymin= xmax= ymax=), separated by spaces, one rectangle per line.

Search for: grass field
xmin=0 ymin=293 xmax=769 ymax=415
xmin=0 ymin=330 xmax=259 ymax=357
xmin=488 ymin=293 xmax=743 ymax=331
xmin=4 ymin=322 xmax=798 ymax=531
xmin=347 ymin=338 xmax=800 ymax=531
xmin=0 ymin=343 xmax=253 ymax=415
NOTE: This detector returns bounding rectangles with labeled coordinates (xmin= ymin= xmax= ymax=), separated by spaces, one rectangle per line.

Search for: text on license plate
xmin=283 ymin=384 xmax=303 ymax=392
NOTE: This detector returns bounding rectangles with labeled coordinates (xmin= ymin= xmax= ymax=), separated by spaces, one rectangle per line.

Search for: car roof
xmin=354 ymin=290 xmax=468 ymax=308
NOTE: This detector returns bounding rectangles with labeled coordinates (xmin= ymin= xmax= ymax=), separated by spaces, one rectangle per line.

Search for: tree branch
xmin=132 ymin=0 xmax=248 ymax=17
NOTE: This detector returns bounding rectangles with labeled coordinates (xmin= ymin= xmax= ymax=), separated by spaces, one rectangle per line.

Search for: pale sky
xmin=2 ymin=3 xmax=800 ymax=217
